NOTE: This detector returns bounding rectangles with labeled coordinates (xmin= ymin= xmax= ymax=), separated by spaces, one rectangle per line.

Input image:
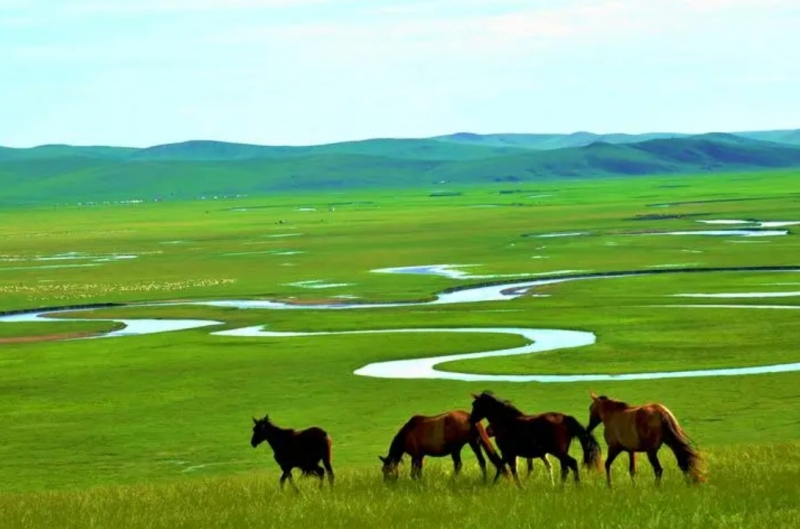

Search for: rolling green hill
xmin=1 ymin=130 xmax=800 ymax=205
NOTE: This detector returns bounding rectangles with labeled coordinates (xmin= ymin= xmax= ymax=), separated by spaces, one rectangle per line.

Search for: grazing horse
xmin=587 ymin=392 xmax=705 ymax=487
xmin=469 ymin=391 xmax=602 ymax=488
xmin=250 ymin=414 xmax=334 ymax=490
xmin=486 ymin=423 xmax=554 ymax=484
xmin=378 ymin=410 xmax=505 ymax=482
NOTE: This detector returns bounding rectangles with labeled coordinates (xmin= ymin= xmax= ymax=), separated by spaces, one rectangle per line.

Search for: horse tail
xmin=474 ymin=422 xmax=504 ymax=470
xmin=660 ymin=406 xmax=706 ymax=483
xmin=565 ymin=415 xmax=603 ymax=471
xmin=322 ymin=433 xmax=334 ymax=474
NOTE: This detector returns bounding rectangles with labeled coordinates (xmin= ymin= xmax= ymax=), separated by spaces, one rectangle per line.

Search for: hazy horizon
xmin=2 ymin=0 xmax=798 ymax=148
xmin=4 ymin=126 xmax=800 ymax=151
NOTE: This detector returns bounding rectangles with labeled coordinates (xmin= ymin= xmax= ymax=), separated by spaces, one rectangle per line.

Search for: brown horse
xmin=486 ymin=423 xmax=553 ymax=483
xmin=469 ymin=391 xmax=603 ymax=488
xmin=378 ymin=410 xmax=504 ymax=482
xmin=251 ymin=414 xmax=334 ymax=491
xmin=587 ymin=392 xmax=706 ymax=487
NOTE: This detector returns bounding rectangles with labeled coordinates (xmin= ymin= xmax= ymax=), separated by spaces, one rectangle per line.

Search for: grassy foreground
xmin=2 ymin=444 xmax=799 ymax=529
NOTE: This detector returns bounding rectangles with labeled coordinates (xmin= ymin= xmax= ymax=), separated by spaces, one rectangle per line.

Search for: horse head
xmin=378 ymin=455 xmax=401 ymax=482
xmin=587 ymin=391 xmax=609 ymax=432
xmin=250 ymin=414 xmax=271 ymax=448
xmin=469 ymin=391 xmax=502 ymax=424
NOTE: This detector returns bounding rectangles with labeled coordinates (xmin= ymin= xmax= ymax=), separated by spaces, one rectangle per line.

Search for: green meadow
xmin=1 ymin=170 xmax=799 ymax=528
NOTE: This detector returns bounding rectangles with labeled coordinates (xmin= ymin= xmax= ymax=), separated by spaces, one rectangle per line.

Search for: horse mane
xmin=599 ymin=395 xmax=629 ymax=409
xmin=257 ymin=415 xmax=294 ymax=435
xmin=480 ymin=391 xmax=524 ymax=417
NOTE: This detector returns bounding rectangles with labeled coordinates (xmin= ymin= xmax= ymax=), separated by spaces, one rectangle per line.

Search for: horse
xmin=469 ymin=391 xmax=603 ymax=488
xmin=250 ymin=414 xmax=334 ymax=491
xmin=587 ymin=392 xmax=705 ymax=487
xmin=486 ymin=423 xmax=554 ymax=484
xmin=378 ymin=410 xmax=505 ymax=482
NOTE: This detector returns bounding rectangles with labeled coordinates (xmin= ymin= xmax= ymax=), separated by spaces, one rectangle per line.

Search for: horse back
xmin=298 ymin=425 xmax=330 ymax=437
xmin=521 ymin=412 xmax=570 ymax=434
xmin=287 ymin=426 xmax=331 ymax=455
xmin=405 ymin=410 xmax=470 ymax=455
xmin=605 ymin=403 xmax=666 ymax=451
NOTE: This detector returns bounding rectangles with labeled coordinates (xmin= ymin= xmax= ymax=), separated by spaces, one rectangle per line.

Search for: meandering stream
xmin=2 ymin=266 xmax=799 ymax=382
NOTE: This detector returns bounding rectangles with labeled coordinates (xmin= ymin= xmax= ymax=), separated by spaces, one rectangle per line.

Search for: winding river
xmin=2 ymin=266 xmax=799 ymax=383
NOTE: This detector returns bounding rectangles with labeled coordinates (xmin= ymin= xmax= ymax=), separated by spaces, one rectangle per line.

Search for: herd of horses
xmin=249 ymin=391 xmax=706 ymax=491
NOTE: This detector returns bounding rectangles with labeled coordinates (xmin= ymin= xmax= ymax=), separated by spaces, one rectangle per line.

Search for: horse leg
xmin=604 ymin=445 xmax=623 ymax=489
xmin=451 ymin=448 xmax=463 ymax=479
xmin=541 ymin=455 xmax=554 ymax=485
xmin=506 ymin=455 xmax=523 ymax=488
xmin=556 ymin=455 xmax=569 ymax=485
xmin=492 ymin=448 xmax=509 ymax=484
xmin=311 ymin=465 xmax=325 ymax=489
xmin=628 ymin=452 xmax=637 ymax=484
xmin=556 ymin=453 xmax=580 ymax=485
xmin=467 ymin=438 xmax=488 ymax=482
xmin=647 ymin=450 xmax=663 ymax=486
xmin=411 ymin=457 xmax=423 ymax=480
xmin=280 ymin=469 xmax=299 ymax=493
xmin=322 ymin=452 xmax=335 ymax=488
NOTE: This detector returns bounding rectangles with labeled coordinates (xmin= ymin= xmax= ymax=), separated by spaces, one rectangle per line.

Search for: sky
xmin=1 ymin=0 xmax=798 ymax=147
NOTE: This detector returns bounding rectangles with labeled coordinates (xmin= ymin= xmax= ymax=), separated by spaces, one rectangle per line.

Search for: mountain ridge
xmin=2 ymin=128 xmax=800 ymax=158
xmin=2 ymin=131 xmax=800 ymax=205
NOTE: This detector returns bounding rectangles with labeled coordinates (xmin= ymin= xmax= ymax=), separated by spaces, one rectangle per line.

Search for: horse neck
xmin=262 ymin=422 xmax=292 ymax=450
xmin=387 ymin=422 xmax=412 ymax=461
xmin=600 ymin=401 xmax=628 ymax=421
xmin=485 ymin=402 xmax=523 ymax=424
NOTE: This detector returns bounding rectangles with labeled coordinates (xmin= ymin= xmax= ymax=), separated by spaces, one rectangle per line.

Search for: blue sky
xmin=1 ymin=0 xmax=798 ymax=147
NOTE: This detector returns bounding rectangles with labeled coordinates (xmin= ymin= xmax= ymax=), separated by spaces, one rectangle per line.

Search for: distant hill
xmin=433 ymin=131 xmax=688 ymax=150
xmin=127 ymin=138 xmax=528 ymax=162
xmin=434 ymin=129 xmax=800 ymax=150
xmin=0 ymin=145 xmax=136 ymax=161
xmin=731 ymin=129 xmax=800 ymax=147
xmin=1 ymin=129 xmax=799 ymax=204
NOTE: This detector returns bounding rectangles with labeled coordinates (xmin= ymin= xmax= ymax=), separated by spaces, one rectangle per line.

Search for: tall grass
xmin=2 ymin=444 xmax=798 ymax=529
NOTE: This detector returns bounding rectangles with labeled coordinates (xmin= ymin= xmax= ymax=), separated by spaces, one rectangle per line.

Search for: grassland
xmin=1 ymin=170 xmax=799 ymax=528
xmin=2 ymin=446 xmax=799 ymax=529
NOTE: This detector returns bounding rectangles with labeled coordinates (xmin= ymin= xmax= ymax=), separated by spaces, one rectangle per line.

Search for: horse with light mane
xmin=587 ymin=392 xmax=706 ymax=487
xmin=378 ymin=410 xmax=505 ymax=482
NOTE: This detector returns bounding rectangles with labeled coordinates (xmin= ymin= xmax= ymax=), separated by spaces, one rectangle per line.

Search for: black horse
xmin=250 ymin=414 xmax=334 ymax=490
xmin=469 ymin=391 xmax=602 ymax=488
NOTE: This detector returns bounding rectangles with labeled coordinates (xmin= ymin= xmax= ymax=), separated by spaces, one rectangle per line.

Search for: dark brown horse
xmin=486 ymin=423 xmax=553 ymax=483
xmin=469 ymin=391 xmax=603 ymax=488
xmin=378 ymin=410 xmax=504 ymax=482
xmin=250 ymin=414 xmax=334 ymax=490
xmin=587 ymin=392 xmax=706 ymax=487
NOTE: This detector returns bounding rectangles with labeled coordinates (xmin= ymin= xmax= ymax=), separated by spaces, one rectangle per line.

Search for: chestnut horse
xmin=486 ymin=423 xmax=553 ymax=483
xmin=469 ymin=391 xmax=603 ymax=488
xmin=378 ymin=410 xmax=504 ymax=481
xmin=587 ymin=392 xmax=705 ymax=487
xmin=250 ymin=414 xmax=334 ymax=491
